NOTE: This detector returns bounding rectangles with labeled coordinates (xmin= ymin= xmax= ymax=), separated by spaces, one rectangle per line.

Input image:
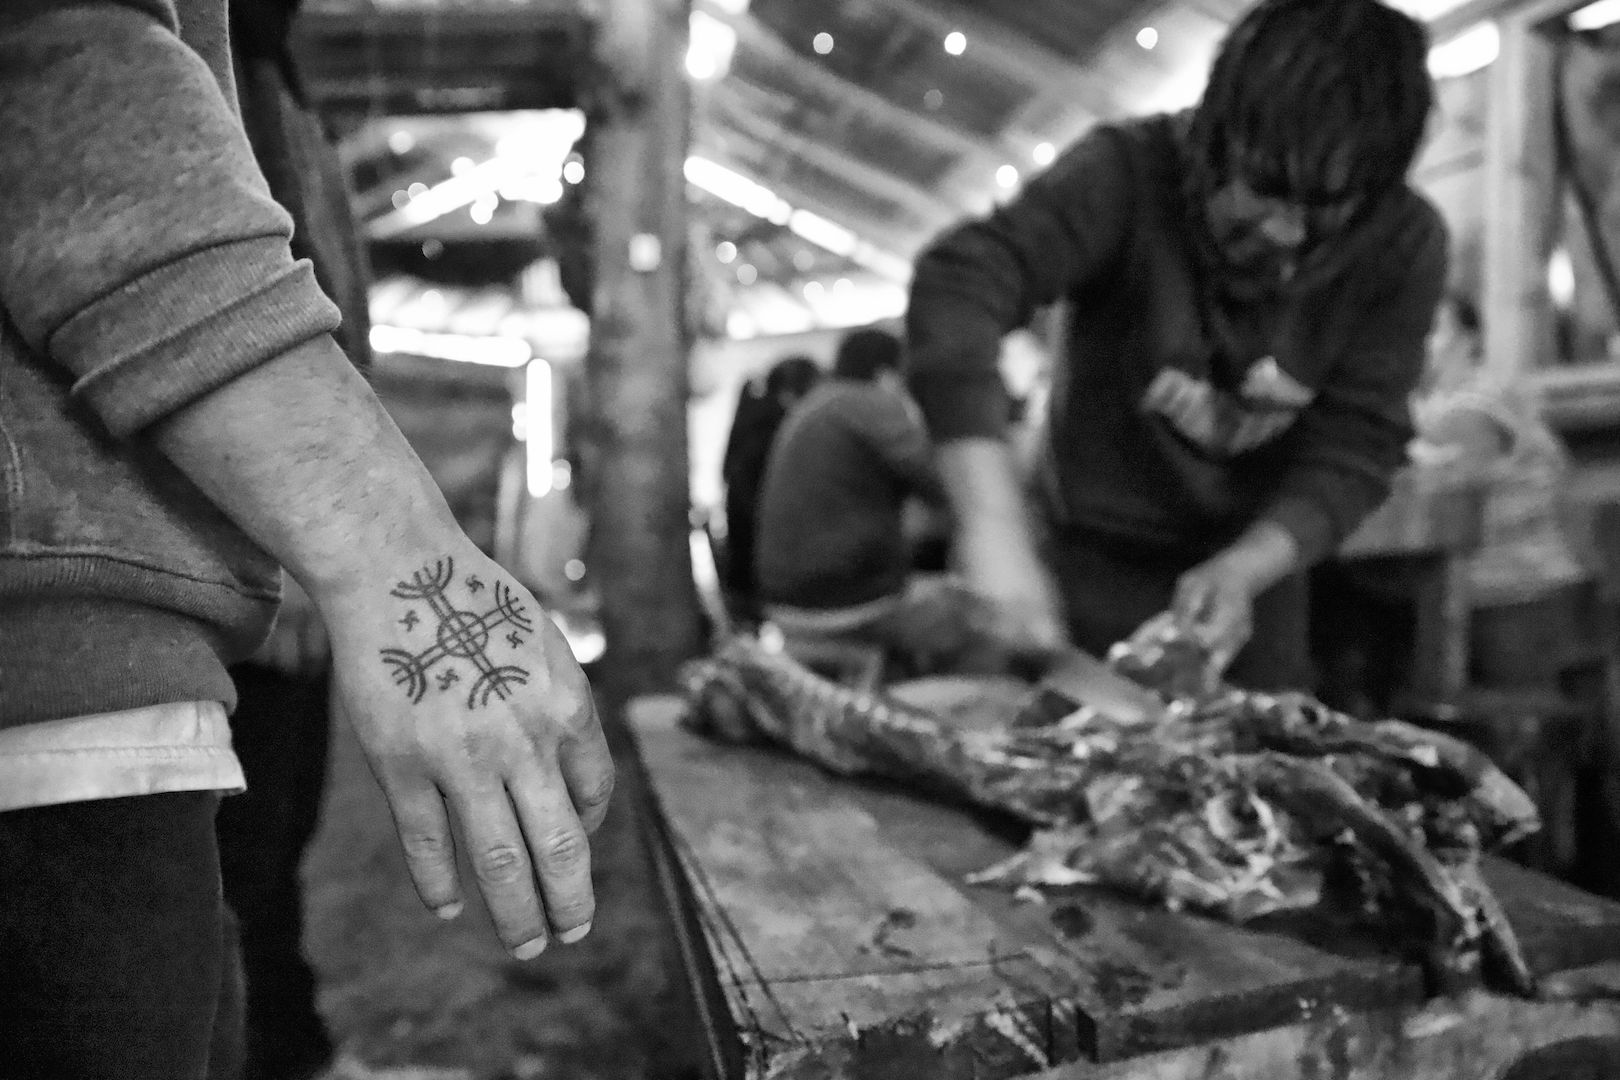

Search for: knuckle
xmin=579 ymin=763 xmax=617 ymax=808
xmin=474 ymin=843 xmax=531 ymax=885
xmin=536 ymin=826 xmax=590 ymax=871
xmin=399 ymin=829 xmax=454 ymax=867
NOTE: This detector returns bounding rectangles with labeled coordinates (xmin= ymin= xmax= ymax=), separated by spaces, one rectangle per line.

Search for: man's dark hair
xmin=765 ymin=355 xmax=822 ymax=400
xmin=1187 ymin=0 xmax=1433 ymax=209
xmin=833 ymin=327 xmax=903 ymax=382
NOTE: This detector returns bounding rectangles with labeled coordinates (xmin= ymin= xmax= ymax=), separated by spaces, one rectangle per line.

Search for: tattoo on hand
xmin=380 ymin=558 xmax=534 ymax=708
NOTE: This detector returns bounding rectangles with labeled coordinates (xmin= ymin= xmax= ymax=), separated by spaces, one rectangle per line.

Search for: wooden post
xmin=584 ymin=0 xmax=702 ymax=694
xmin=1482 ymin=13 xmax=1561 ymax=382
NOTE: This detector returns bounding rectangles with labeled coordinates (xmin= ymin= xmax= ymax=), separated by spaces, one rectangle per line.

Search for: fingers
xmin=378 ymin=773 xmax=465 ymax=921
xmin=444 ymin=780 xmax=552 ymax=959
xmin=510 ymin=760 xmax=597 ymax=945
xmin=560 ymin=714 xmax=616 ymax=835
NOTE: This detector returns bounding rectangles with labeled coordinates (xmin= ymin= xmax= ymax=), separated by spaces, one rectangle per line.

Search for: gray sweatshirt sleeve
xmin=0 ymin=0 xmax=341 ymax=437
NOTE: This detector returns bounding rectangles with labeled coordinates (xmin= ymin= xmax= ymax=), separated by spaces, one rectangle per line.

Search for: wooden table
xmin=1337 ymin=469 xmax=1488 ymax=709
xmin=630 ymin=693 xmax=1620 ymax=1080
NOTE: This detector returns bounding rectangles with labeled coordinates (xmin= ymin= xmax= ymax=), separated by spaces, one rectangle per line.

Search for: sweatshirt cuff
xmin=52 ymin=237 xmax=341 ymax=437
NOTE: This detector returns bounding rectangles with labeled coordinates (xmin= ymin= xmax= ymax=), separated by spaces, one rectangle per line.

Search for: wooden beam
xmin=690 ymin=136 xmax=935 ymax=265
xmin=584 ymin=0 xmax=703 ymax=690
xmin=704 ymin=83 xmax=963 ymax=226
xmin=718 ymin=9 xmax=1023 ymax=172
xmin=1432 ymin=0 xmax=1590 ymax=39
xmin=1482 ymin=14 xmax=1560 ymax=381
xmin=867 ymin=0 xmax=1113 ymax=103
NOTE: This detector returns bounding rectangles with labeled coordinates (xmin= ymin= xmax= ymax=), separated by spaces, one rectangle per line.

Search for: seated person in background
xmin=720 ymin=354 xmax=823 ymax=621
xmin=1411 ymin=292 xmax=1590 ymax=689
xmin=1313 ymin=291 xmax=1590 ymax=713
xmin=753 ymin=327 xmax=986 ymax=677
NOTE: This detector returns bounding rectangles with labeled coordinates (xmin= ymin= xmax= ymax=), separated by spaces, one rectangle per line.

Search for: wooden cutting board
xmin=627 ymin=694 xmax=1620 ymax=1080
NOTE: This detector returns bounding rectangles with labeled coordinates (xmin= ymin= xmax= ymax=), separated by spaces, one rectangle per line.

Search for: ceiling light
xmin=923 ymin=88 xmax=944 ymax=111
xmin=1033 ymin=142 xmax=1056 ymax=166
xmin=1136 ymin=26 xmax=1158 ymax=49
xmin=451 ymin=156 xmax=475 ymax=176
xmin=469 ymin=195 xmax=498 ymax=225
xmin=813 ymin=32 xmax=834 ymax=54
xmin=793 ymin=249 xmax=816 ymax=271
xmin=835 ymin=277 xmax=853 ymax=292
xmin=707 ymin=0 xmax=750 ymax=13
xmin=737 ymin=263 xmax=758 ymax=285
xmin=1571 ymin=0 xmax=1620 ymax=29
xmin=390 ymin=189 xmax=410 ymax=210
xmin=803 ymin=281 xmax=826 ymax=302
xmin=1427 ymin=21 xmax=1498 ymax=79
xmin=387 ymin=129 xmax=415 ymax=155
xmin=716 ymin=241 xmax=738 ymax=264
xmin=407 ymin=182 xmax=429 ymax=199
xmin=562 ymin=159 xmax=585 ymax=184
xmin=944 ymin=31 xmax=966 ymax=55
xmin=996 ymin=165 xmax=1020 ymax=189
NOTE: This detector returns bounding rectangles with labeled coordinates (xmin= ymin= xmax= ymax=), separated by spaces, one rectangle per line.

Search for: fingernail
xmin=558 ymin=921 xmax=593 ymax=945
xmin=513 ymin=936 xmax=548 ymax=961
xmin=433 ymin=901 xmax=464 ymax=921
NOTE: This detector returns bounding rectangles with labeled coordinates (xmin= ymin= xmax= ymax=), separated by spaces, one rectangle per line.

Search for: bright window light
xmin=369 ymin=325 xmax=531 ymax=368
xmin=1571 ymin=0 xmax=1620 ymax=29
xmin=687 ymin=10 xmax=737 ymax=80
xmin=1427 ymin=21 xmax=1499 ymax=79
xmin=525 ymin=359 xmax=555 ymax=497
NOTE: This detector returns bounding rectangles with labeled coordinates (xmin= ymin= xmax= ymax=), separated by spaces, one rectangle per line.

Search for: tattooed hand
xmin=326 ymin=553 xmax=614 ymax=961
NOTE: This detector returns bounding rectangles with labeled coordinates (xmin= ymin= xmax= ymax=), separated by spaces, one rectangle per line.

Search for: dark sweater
xmin=906 ymin=114 xmax=1447 ymax=564
xmin=754 ymin=380 xmax=942 ymax=609
xmin=0 ymin=0 xmax=342 ymax=725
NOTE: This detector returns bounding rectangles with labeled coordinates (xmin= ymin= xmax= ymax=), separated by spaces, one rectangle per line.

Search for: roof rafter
xmin=704 ymin=83 xmax=962 ymax=227
xmin=713 ymin=7 xmax=1023 ymax=175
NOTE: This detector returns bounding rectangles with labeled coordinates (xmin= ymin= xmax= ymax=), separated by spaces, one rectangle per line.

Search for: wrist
xmin=1206 ymin=521 xmax=1300 ymax=595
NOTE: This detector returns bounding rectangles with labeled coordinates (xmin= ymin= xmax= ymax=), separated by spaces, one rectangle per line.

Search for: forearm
xmin=150 ymin=334 xmax=471 ymax=614
xmin=1208 ymin=519 xmax=1302 ymax=594
xmin=936 ymin=438 xmax=1038 ymax=551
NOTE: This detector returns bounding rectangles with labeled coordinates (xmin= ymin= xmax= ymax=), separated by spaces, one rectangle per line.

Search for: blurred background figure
xmin=1410 ymin=292 xmax=1591 ymax=690
xmin=1312 ymin=291 xmax=1593 ymax=716
xmin=719 ymin=354 xmax=823 ymax=622
xmin=754 ymin=327 xmax=990 ymax=680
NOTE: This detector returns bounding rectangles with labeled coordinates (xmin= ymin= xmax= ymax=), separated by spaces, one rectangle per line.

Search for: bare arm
xmin=154 ymin=335 xmax=614 ymax=960
xmin=935 ymin=437 xmax=1066 ymax=656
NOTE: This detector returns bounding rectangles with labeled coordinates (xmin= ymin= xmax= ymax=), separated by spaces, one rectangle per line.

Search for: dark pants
xmin=1047 ymin=530 xmax=1314 ymax=692
xmin=0 ymin=791 xmax=240 ymax=1080
xmin=217 ymin=662 xmax=335 ymax=1080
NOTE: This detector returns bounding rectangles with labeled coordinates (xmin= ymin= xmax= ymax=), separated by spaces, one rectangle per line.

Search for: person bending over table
xmin=904 ymin=0 xmax=1447 ymax=690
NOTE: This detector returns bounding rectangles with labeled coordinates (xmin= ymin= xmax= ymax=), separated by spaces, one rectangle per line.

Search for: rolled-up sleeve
xmin=0 ymin=1 xmax=340 ymax=437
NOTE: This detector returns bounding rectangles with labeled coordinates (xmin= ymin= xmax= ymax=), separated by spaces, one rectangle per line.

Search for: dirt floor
xmin=302 ymin=676 xmax=706 ymax=1080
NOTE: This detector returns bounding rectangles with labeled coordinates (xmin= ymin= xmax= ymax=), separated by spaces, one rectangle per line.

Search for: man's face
xmin=1203 ymin=143 xmax=1360 ymax=287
